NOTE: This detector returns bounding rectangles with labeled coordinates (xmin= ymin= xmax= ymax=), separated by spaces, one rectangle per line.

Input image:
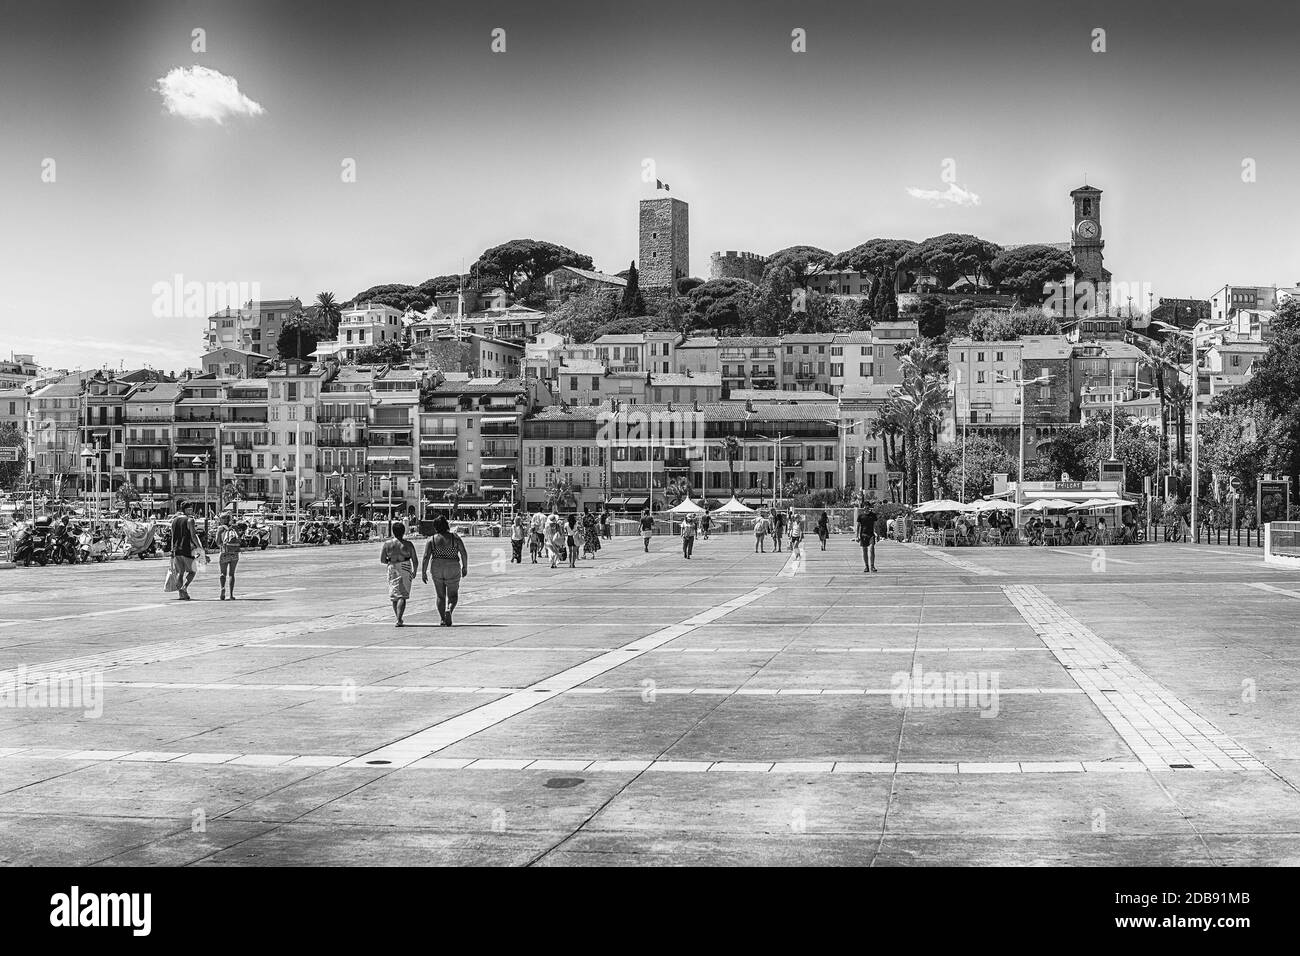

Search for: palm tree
xmin=664 ymin=477 xmax=692 ymax=507
xmin=315 ymin=292 xmax=343 ymax=339
xmin=719 ymin=436 xmax=741 ymax=498
xmin=444 ymin=480 xmax=470 ymax=516
xmin=870 ymin=400 xmax=909 ymax=501
xmin=895 ymin=341 xmax=951 ymax=503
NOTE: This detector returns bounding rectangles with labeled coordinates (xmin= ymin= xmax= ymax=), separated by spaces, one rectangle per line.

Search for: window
xmin=831 ymin=363 xmax=843 ymax=377
xmin=256 ymin=454 xmax=265 ymax=468
xmin=866 ymin=447 xmax=878 ymax=462
xmin=564 ymin=447 xmax=573 ymax=467
xmin=569 ymin=378 xmax=577 ymax=391
xmin=527 ymin=446 xmax=536 ymax=466
xmin=860 ymin=363 xmax=871 ymax=376
xmin=977 ymin=352 xmax=985 ymax=362
xmin=831 ymin=347 xmax=843 ymax=356
xmin=868 ymin=473 xmax=878 ymax=490
xmin=995 ymin=351 xmax=1004 ymax=362
xmin=977 ymin=371 xmax=986 ymax=383
xmin=304 ymin=454 xmax=313 ymax=469
xmin=544 ymin=447 xmax=553 ymax=466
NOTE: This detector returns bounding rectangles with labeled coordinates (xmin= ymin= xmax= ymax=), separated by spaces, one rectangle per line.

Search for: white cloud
xmin=155 ymin=65 xmax=265 ymax=124
xmin=905 ymin=182 xmax=981 ymax=207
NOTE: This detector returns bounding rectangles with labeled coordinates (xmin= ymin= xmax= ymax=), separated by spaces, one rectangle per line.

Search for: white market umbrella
xmin=669 ymin=498 xmax=706 ymax=515
xmin=1018 ymin=498 xmax=1078 ymax=512
xmin=971 ymin=499 xmax=1018 ymax=512
xmin=915 ymin=498 xmax=970 ymax=514
xmin=711 ymin=497 xmax=756 ymax=515
xmin=1070 ymin=497 xmax=1123 ymax=511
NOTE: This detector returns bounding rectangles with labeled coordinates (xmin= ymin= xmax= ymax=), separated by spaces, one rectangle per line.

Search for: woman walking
xmin=421 ymin=516 xmax=469 ymax=626
xmin=815 ymin=511 xmax=829 ymax=551
xmin=565 ymin=513 xmax=579 ymax=568
xmin=509 ymin=514 xmax=526 ymax=563
xmin=379 ymin=521 xmax=418 ymax=626
xmin=789 ymin=511 xmax=805 ymax=558
xmin=581 ymin=510 xmax=601 ymax=558
xmin=546 ymin=513 xmax=566 ymax=568
xmin=753 ymin=512 xmax=769 ymax=553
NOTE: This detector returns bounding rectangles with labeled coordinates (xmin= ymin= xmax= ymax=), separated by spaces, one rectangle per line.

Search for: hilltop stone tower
xmin=710 ymin=250 xmax=767 ymax=285
xmin=639 ymin=197 xmax=689 ymax=288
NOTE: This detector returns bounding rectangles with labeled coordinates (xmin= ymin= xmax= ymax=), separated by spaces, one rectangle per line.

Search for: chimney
xmin=693 ymin=400 xmax=701 ymax=413
xmin=745 ymin=399 xmax=755 ymax=413
xmin=667 ymin=401 xmax=673 ymax=412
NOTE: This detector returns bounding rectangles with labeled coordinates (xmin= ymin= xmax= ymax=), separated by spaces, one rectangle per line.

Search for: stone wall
xmin=710 ymin=250 xmax=767 ymax=284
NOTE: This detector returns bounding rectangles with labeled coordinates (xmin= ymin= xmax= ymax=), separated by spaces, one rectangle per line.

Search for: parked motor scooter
xmin=15 ymin=516 xmax=54 ymax=566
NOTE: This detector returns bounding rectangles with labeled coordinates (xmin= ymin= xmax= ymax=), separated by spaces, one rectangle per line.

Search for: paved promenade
xmin=2 ymin=531 xmax=1299 ymax=866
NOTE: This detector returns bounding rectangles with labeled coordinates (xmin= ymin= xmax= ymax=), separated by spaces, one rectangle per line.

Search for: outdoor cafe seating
xmin=908 ymin=496 xmax=1135 ymax=548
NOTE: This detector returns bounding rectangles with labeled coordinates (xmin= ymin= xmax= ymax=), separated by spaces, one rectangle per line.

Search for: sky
xmin=1 ymin=0 xmax=1298 ymax=371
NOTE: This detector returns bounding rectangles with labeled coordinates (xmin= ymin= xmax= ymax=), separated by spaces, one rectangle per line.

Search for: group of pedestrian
xmin=379 ymin=516 xmax=470 ymax=627
xmin=750 ymin=509 xmax=809 ymax=556
xmin=162 ymin=499 xmax=244 ymax=601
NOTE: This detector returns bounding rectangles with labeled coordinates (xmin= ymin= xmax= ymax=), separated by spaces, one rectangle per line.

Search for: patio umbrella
xmin=668 ymin=498 xmax=705 ymax=514
xmin=711 ymin=496 xmax=756 ymax=515
xmin=971 ymin=499 xmax=1018 ymax=512
xmin=1070 ymin=497 xmax=1123 ymax=511
xmin=1018 ymin=498 xmax=1078 ymax=512
xmin=915 ymin=498 xmax=970 ymax=514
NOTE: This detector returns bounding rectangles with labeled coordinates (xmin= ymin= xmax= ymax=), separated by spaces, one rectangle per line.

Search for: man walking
xmin=772 ymin=509 xmax=786 ymax=552
xmin=166 ymin=499 xmax=204 ymax=600
xmin=700 ymin=511 xmax=711 ymax=540
xmin=856 ymin=500 xmax=879 ymax=573
xmin=640 ymin=509 xmax=654 ymax=552
xmin=681 ymin=512 xmax=697 ymax=559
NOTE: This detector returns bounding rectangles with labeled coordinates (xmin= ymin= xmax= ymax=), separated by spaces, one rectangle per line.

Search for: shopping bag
xmin=164 ymin=568 xmax=180 ymax=593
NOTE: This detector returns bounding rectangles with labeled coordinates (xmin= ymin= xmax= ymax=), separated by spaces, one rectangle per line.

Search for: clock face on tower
xmin=1076 ymin=219 xmax=1099 ymax=240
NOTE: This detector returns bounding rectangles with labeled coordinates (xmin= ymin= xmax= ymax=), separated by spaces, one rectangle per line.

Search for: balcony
xmin=794 ymin=368 xmax=817 ymax=381
xmin=420 ymin=446 xmax=458 ymax=459
xmin=124 ymin=413 xmax=174 ymax=423
xmin=174 ymin=432 xmax=216 ymax=446
xmin=480 ymin=424 xmax=518 ymax=438
xmin=480 ymin=442 xmax=519 ymax=459
xmin=174 ymin=411 xmax=222 ymax=423
xmin=419 ymin=466 xmax=459 ymax=482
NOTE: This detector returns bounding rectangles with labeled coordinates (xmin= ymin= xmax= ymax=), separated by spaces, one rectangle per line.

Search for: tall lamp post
xmin=757 ymin=433 xmax=794 ymax=510
xmin=994 ymin=372 xmax=1050 ymax=528
xmin=1152 ymin=321 xmax=1215 ymax=537
xmin=270 ymin=464 xmax=290 ymax=542
xmin=79 ymin=444 xmax=95 ymax=520
xmin=823 ymin=418 xmax=869 ymax=496
xmin=191 ymin=453 xmax=211 ymax=536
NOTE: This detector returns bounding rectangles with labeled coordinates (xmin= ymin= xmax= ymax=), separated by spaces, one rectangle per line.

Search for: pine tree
xmin=620 ymin=261 xmax=647 ymax=318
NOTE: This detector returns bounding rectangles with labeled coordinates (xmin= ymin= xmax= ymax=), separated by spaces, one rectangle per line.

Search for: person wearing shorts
xmin=216 ymin=513 xmax=241 ymax=600
xmin=640 ymin=510 xmax=654 ymax=552
xmin=753 ymin=514 xmax=769 ymax=553
xmin=681 ymin=513 xmax=697 ymax=559
xmin=422 ymin=516 xmax=469 ymax=626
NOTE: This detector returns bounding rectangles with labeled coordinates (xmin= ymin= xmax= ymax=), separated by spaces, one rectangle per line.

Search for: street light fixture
xmin=994 ymin=371 xmax=1050 ymax=528
xmin=756 ymin=433 xmax=795 ymax=511
xmin=1151 ymin=320 xmax=1218 ymax=537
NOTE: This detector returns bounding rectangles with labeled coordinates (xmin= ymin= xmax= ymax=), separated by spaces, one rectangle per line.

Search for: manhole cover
xmin=544 ymin=777 xmax=585 ymax=789
xmin=366 ymin=760 xmax=392 ymax=765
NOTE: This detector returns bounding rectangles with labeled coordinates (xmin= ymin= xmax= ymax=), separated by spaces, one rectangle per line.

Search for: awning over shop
xmin=624 ymin=496 xmax=649 ymax=509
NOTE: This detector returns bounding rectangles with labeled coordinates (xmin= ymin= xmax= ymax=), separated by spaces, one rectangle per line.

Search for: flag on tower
xmin=656 ymin=179 xmax=670 ymax=192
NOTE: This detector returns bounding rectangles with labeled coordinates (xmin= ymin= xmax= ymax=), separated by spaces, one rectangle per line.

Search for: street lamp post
xmin=995 ymin=372 xmax=1050 ymax=529
xmin=823 ymin=418 xmax=869 ymax=497
xmin=1153 ymin=321 xmax=1214 ymax=538
xmin=757 ymin=433 xmax=794 ymax=511
xmin=270 ymin=465 xmax=289 ymax=542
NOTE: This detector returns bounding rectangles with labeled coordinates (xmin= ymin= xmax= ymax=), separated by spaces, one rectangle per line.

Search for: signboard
xmin=1258 ymin=479 xmax=1291 ymax=526
xmin=886 ymin=471 xmax=903 ymax=482
xmin=1054 ymin=480 xmax=1083 ymax=492
xmin=1098 ymin=460 xmax=1125 ymax=487
xmin=0 ymin=447 xmax=19 ymax=462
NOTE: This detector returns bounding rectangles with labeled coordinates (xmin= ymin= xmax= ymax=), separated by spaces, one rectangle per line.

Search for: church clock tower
xmin=1069 ymin=184 xmax=1110 ymax=314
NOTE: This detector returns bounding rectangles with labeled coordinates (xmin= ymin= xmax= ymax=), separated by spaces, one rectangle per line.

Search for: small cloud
xmin=905 ymin=182 xmax=981 ymax=207
xmin=155 ymin=65 xmax=265 ymax=124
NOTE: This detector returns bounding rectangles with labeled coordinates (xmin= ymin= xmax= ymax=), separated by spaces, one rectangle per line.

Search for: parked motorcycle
xmin=50 ymin=525 xmax=81 ymax=564
xmin=240 ymin=523 xmax=270 ymax=550
xmin=14 ymin=517 xmax=53 ymax=567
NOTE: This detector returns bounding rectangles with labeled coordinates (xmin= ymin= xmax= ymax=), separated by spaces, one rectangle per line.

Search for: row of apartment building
xmin=15 ymin=359 xmax=899 ymax=515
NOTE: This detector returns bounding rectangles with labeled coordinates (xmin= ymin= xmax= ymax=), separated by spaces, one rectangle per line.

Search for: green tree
xmin=762 ymin=245 xmax=832 ymax=289
xmin=719 ymin=436 xmax=742 ymax=497
xmin=989 ymin=245 xmax=1074 ymax=306
xmin=898 ymin=234 xmax=1002 ymax=290
xmin=1219 ymin=299 xmax=1300 ymax=484
xmin=936 ymin=433 xmax=1018 ymax=502
xmin=619 ymin=261 xmax=647 ymax=318
xmin=352 ymin=341 xmax=406 ymax=365
xmin=545 ymin=290 xmax=620 ymax=342
xmin=0 ymin=423 xmax=24 ymax=491
xmin=472 ymin=239 xmax=594 ymax=299
xmin=684 ymin=278 xmax=759 ymax=333
xmin=967 ymin=308 xmax=1062 ymax=341
xmin=314 ymin=291 xmax=343 ymax=338
xmin=914 ymin=295 xmax=949 ymax=339
xmin=444 ymin=480 xmax=471 ymax=514
xmin=276 ymin=312 xmax=328 ymax=362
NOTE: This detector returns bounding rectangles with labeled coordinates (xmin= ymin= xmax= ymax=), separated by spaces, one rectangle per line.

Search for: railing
xmin=420 ymin=448 xmax=458 ymax=459
xmin=480 ymin=425 xmax=518 ymax=437
xmin=1180 ymin=523 xmax=1267 ymax=548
